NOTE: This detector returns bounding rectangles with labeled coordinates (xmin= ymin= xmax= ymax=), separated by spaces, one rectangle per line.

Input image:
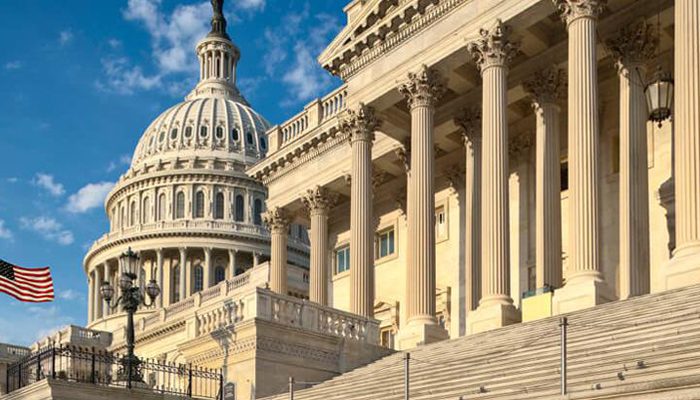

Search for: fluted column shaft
xmin=536 ymin=102 xmax=563 ymax=288
xmin=674 ymin=0 xmax=700 ymax=258
xmin=228 ymin=249 xmax=237 ymax=279
xmin=264 ymin=208 xmax=290 ymax=295
xmin=350 ymin=130 xmax=374 ymax=317
xmin=566 ymin=9 xmax=603 ymax=283
xmin=156 ymin=249 xmax=164 ymax=307
xmin=309 ymin=208 xmax=329 ymax=304
xmin=456 ymin=110 xmax=482 ymax=312
xmin=303 ymin=186 xmax=336 ymax=306
xmin=619 ymin=62 xmax=650 ymax=297
xmin=341 ymin=104 xmax=379 ymax=317
xmin=178 ymin=248 xmax=187 ymax=301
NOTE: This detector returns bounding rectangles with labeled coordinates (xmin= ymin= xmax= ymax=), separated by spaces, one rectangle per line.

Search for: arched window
xmin=246 ymin=132 xmax=254 ymax=145
xmin=170 ymin=128 xmax=178 ymax=140
xmin=121 ymin=206 xmax=126 ymax=228
xmin=231 ymin=128 xmax=239 ymax=142
xmin=139 ymin=267 xmax=146 ymax=291
xmin=235 ymin=195 xmax=245 ymax=222
xmin=158 ymin=193 xmax=166 ymax=221
xmin=260 ymin=137 xmax=267 ymax=151
xmin=214 ymin=266 xmax=226 ymax=284
xmin=200 ymin=126 xmax=208 ymax=138
xmin=193 ymin=264 xmax=204 ymax=293
xmin=173 ymin=266 xmax=180 ymax=303
xmin=214 ymin=192 xmax=224 ymax=220
xmin=142 ymin=197 xmax=150 ymax=223
xmin=195 ymin=191 xmax=205 ymax=218
xmin=215 ymin=126 xmax=224 ymax=140
xmin=130 ymin=201 xmax=137 ymax=226
xmin=254 ymin=199 xmax=263 ymax=226
xmin=176 ymin=192 xmax=185 ymax=219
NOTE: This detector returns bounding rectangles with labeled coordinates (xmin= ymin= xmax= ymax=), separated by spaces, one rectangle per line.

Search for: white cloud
xmin=97 ymin=57 xmax=161 ymax=95
xmin=20 ymin=216 xmax=74 ymax=246
xmin=65 ymin=182 xmax=115 ymax=214
xmin=33 ymin=173 xmax=65 ymax=197
xmin=0 ymin=305 xmax=75 ymax=345
xmin=58 ymin=289 xmax=84 ymax=301
xmin=238 ymin=0 xmax=265 ymax=11
xmin=6 ymin=177 xmax=18 ymax=183
xmin=4 ymin=60 xmax=22 ymax=70
xmin=59 ymin=30 xmax=74 ymax=46
xmin=107 ymin=154 xmax=132 ymax=172
xmin=0 ymin=220 xmax=13 ymax=240
xmin=262 ymin=10 xmax=341 ymax=104
xmin=107 ymin=38 xmax=122 ymax=48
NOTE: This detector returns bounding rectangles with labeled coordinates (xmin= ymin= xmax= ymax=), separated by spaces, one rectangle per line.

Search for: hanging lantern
xmin=119 ymin=247 xmax=140 ymax=278
xmin=645 ymin=66 xmax=674 ymax=127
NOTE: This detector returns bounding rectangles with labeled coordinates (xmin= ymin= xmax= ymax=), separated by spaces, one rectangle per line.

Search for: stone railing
xmin=248 ymin=288 xmax=380 ymax=344
xmin=267 ymin=85 xmax=348 ymax=152
xmin=31 ymin=325 xmax=112 ymax=351
xmin=0 ymin=344 xmax=30 ymax=361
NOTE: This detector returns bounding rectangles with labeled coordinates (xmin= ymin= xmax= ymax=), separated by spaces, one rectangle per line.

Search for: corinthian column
xmin=552 ymin=0 xmax=614 ymax=314
xmin=395 ymin=65 xmax=449 ymax=347
xmin=87 ymin=272 xmax=94 ymax=323
xmin=340 ymin=104 xmax=379 ymax=317
xmin=178 ymin=248 xmax=187 ymax=301
xmin=302 ymin=186 xmax=338 ymax=305
xmin=607 ymin=21 xmax=656 ymax=299
xmin=455 ymin=108 xmax=482 ymax=313
xmin=263 ymin=207 xmax=290 ymax=295
xmin=95 ymin=264 xmax=104 ymax=319
xmin=156 ymin=249 xmax=164 ymax=307
xmin=665 ymin=0 xmax=700 ymax=289
xmin=466 ymin=19 xmax=521 ymax=334
xmin=524 ymin=67 xmax=566 ymax=290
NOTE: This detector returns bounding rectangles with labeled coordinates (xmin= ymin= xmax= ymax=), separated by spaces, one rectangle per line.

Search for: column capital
xmin=524 ymin=67 xmax=567 ymax=107
xmin=341 ymin=103 xmax=380 ymax=143
xmin=606 ymin=20 xmax=657 ymax=71
xmin=467 ymin=19 xmax=519 ymax=72
xmin=454 ymin=106 xmax=482 ymax=147
xmin=394 ymin=139 xmax=411 ymax=174
xmin=553 ymin=0 xmax=606 ymax=25
xmin=262 ymin=207 xmax=290 ymax=234
xmin=509 ymin=132 xmax=535 ymax=162
xmin=399 ymin=64 xmax=447 ymax=109
xmin=301 ymin=186 xmax=338 ymax=215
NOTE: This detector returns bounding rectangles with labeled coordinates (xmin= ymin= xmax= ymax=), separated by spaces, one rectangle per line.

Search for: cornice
xmin=326 ymin=0 xmax=468 ymax=80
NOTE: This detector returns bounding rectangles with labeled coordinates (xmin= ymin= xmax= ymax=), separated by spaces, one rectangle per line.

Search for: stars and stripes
xmin=0 ymin=259 xmax=54 ymax=303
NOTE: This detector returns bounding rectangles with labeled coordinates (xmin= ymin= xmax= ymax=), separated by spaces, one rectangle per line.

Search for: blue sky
xmin=0 ymin=0 xmax=344 ymax=345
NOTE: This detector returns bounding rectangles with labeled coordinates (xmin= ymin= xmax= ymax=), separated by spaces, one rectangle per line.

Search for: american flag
xmin=0 ymin=259 xmax=54 ymax=303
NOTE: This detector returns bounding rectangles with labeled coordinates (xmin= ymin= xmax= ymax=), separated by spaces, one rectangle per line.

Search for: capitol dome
xmin=83 ymin=1 xmax=309 ymax=332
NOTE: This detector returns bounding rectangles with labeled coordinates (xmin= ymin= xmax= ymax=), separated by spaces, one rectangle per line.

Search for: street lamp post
xmin=99 ymin=248 xmax=160 ymax=388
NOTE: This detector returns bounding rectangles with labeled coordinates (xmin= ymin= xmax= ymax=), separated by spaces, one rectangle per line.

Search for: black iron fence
xmin=5 ymin=345 xmax=223 ymax=399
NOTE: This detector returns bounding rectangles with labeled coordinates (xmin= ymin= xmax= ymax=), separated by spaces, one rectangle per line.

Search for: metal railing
xmin=5 ymin=345 xmax=223 ymax=399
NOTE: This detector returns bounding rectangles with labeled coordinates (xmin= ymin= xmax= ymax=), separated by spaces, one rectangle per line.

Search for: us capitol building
xmin=3 ymin=0 xmax=700 ymax=399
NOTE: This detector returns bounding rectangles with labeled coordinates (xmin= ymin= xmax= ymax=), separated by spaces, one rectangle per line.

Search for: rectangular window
xmin=335 ymin=246 xmax=350 ymax=274
xmin=560 ymin=160 xmax=569 ymax=192
xmin=380 ymin=327 xmax=394 ymax=348
xmin=376 ymin=228 xmax=395 ymax=259
xmin=435 ymin=206 xmax=447 ymax=240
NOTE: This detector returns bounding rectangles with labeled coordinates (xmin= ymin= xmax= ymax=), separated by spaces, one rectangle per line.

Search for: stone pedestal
xmin=396 ymin=321 xmax=449 ymax=349
xmin=552 ymin=278 xmax=616 ymax=315
xmin=467 ymin=302 xmax=521 ymax=334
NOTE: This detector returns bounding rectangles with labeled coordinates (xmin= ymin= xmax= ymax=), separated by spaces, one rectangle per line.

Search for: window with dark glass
xmin=214 ymin=266 xmax=226 ymax=284
xmin=193 ymin=265 xmax=204 ymax=292
xmin=216 ymin=126 xmax=224 ymax=140
xmin=560 ymin=160 xmax=569 ymax=191
xmin=253 ymin=199 xmax=263 ymax=225
xmin=235 ymin=195 xmax=245 ymax=222
xmin=246 ymin=132 xmax=254 ymax=145
xmin=200 ymin=126 xmax=208 ymax=138
xmin=173 ymin=266 xmax=180 ymax=303
xmin=185 ymin=126 xmax=193 ymax=138
xmin=376 ymin=228 xmax=395 ymax=259
xmin=176 ymin=192 xmax=185 ymax=219
xmin=232 ymin=128 xmax=239 ymax=141
xmin=260 ymin=137 xmax=267 ymax=150
xmin=142 ymin=197 xmax=150 ymax=223
xmin=215 ymin=192 xmax=225 ymax=220
xmin=335 ymin=246 xmax=350 ymax=274
xmin=195 ymin=191 xmax=205 ymax=218
xmin=158 ymin=193 xmax=166 ymax=221
xmin=170 ymin=128 xmax=178 ymax=140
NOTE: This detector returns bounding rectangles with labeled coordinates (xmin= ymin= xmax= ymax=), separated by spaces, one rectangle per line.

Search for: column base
xmin=552 ymin=278 xmax=615 ymax=315
xmin=664 ymin=243 xmax=700 ymax=290
xmin=522 ymin=290 xmax=554 ymax=322
xmin=467 ymin=302 xmax=521 ymax=334
xmin=396 ymin=319 xmax=449 ymax=350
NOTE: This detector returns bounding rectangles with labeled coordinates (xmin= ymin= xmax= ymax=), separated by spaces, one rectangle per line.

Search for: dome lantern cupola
xmin=187 ymin=0 xmax=244 ymax=102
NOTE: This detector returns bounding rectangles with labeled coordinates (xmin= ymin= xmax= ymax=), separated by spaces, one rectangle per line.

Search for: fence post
xmin=6 ymin=363 xmax=9 ymax=394
xmin=187 ymin=363 xmax=193 ymax=397
xmin=219 ymin=371 xmax=224 ymax=400
xmin=51 ymin=347 xmax=56 ymax=380
xmin=36 ymin=352 xmax=42 ymax=383
xmin=91 ymin=347 xmax=96 ymax=384
xmin=560 ymin=317 xmax=568 ymax=395
xmin=404 ymin=352 xmax=410 ymax=400
xmin=289 ymin=376 xmax=294 ymax=400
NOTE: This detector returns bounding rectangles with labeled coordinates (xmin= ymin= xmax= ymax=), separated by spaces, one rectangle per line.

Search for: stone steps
xmin=262 ymin=285 xmax=700 ymax=400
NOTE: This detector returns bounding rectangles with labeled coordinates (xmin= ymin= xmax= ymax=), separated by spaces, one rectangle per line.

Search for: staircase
xmin=262 ymin=285 xmax=700 ymax=399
